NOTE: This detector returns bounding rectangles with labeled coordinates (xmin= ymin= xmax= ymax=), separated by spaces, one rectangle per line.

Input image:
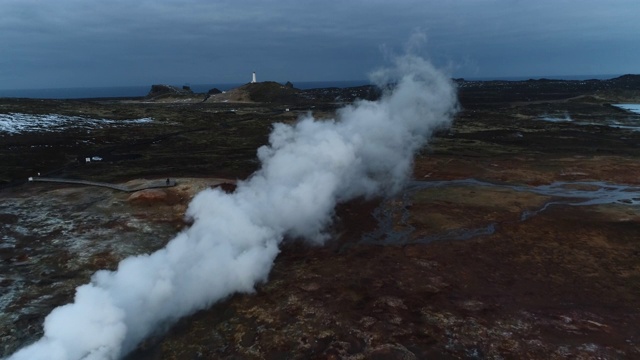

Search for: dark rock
xmin=146 ymin=84 xmax=193 ymax=98
xmin=345 ymin=334 xmax=366 ymax=354
xmin=368 ymin=344 xmax=416 ymax=360
xmin=302 ymin=85 xmax=381 ymax=102
xmin=207 ymin=88 xmax=222 ymax=95
xmin=0 ymin=213 xmax=19 ymax=224
xmin=610 ymin=74 xmax=640 ymax=84
xmin=242 ymin=81 xmax=300 ymax=103
xmin=213 ymin=182 xmax=237 ymax=193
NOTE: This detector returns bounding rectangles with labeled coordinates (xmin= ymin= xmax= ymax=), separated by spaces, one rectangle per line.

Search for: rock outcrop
xmin=146 ymin=84 xmax=194 ymax=99
xmin=242 ymin=81 xmax=301 ymax=103
xmin=127 ymin=189 xmax=168 ymax=204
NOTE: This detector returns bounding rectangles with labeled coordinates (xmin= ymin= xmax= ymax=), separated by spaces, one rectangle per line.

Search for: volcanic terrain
xmin=2 ymin=77 xmax=640 ymax=359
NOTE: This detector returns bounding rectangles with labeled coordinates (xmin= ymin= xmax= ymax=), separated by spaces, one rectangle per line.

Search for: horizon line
xmin=2 ymin=73 xmax=640 ymax=92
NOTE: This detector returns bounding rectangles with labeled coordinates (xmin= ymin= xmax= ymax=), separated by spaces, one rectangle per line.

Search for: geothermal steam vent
xmin=9 ymin=55 xmax=458 ymax=360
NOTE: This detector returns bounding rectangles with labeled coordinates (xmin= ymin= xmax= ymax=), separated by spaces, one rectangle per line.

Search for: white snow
xmin=0 ymin=113 xmax=153 ymax=134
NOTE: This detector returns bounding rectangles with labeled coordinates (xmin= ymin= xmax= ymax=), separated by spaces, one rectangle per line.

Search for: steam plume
xmin=8 ymin=54 xmax=458 ymax=360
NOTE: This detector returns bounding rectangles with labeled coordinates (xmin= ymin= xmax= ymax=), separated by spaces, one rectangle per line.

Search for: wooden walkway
xmin=29 ymin=177 xmax=177 ymax=192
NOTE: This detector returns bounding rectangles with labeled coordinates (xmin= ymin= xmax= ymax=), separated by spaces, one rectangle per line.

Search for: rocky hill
xmin=457 ymin=74 xmax=640 ymax=105
xmin=204 ymin=81 xmax=382 ymax=104
xmin=147 ymin=75 xmax=640 ymax=107
xmin=146 ymin=84 xmax=194 ymax=99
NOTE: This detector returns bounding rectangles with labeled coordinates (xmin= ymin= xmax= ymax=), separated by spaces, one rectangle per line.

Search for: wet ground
xmin=1 ymin=78 xmax=640 ymax=358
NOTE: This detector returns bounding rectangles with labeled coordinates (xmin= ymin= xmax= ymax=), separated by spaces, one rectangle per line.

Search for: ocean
xmin=0 ymin=75 xmax=626 ymax=100
xmin=0 ymin=75 xmax=626 ymax=99
xmin=0 ymin=80 xmax=371 ymax=100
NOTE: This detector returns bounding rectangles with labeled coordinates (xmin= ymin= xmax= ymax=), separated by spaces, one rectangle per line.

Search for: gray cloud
xmin=1 ymin=0 xmax=639 ymax=89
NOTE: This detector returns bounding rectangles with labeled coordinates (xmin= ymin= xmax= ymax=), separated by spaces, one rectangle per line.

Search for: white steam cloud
xmin=8 ymin=54 xmax=458 ymax=360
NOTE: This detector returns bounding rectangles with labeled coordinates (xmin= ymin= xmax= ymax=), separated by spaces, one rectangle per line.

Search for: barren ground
xmin=2 ymin=78 xmax=640 ymax=359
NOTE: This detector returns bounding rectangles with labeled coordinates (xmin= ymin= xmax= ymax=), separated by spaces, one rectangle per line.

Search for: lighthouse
xmin=251 ymin=72 xmax=257 ymax=83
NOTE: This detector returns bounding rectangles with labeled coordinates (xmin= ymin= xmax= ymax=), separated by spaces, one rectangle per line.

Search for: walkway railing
xmin=28 ymin=177 xmax=176 ymax=192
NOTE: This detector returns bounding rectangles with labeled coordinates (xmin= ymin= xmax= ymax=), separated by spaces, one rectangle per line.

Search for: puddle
xmin=538 ymin=114 xmax=573 ymax=123
xmin=613 ymin=104 xmax=640 ymax=114
xmin=363 ymin=179 xmax=640 ymax=245
xmin=536 ymin=111 xmax=640 ymax=131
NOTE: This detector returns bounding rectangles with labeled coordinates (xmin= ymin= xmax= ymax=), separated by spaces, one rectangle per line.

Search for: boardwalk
xmin=29 ymin=177 xmax=177 ymax=192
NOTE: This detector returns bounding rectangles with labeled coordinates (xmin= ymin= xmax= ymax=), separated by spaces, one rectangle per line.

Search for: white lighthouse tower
xmin=251 ymin=72 xmax=257 ymax=83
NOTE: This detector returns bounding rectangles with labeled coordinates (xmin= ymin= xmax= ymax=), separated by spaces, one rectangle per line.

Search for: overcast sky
xmin=1 ymin=0 xmax=638 ymax=90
